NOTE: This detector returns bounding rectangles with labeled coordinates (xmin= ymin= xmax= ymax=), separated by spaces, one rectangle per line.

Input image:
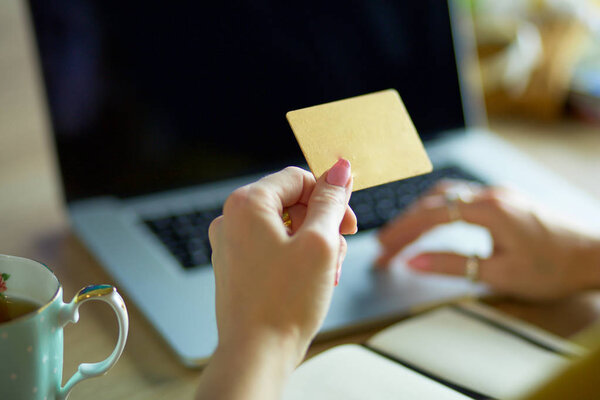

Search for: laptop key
xmin=349 ymin=165 xmax=486 ymax=231
xmin=144 ymin=206 xmax=222 ymax=269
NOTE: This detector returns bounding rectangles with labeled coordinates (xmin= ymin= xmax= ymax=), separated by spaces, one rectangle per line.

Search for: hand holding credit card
xmin=286 ymin=89 xmax=432 ymax=191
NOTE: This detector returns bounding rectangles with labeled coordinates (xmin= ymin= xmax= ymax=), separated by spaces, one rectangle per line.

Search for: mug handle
xmin=56 ymin=284 xmax=129 ymax=400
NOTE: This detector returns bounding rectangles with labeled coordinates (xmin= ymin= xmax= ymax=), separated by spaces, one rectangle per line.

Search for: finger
xmin=287 ymin=204 xmax=357 ymax=235
xmin=242 ymin=166 xmax=356 ymax=236
xmin=335 ymin=235 xmax=348 ymax=286
xmin=253 ymin=166 xmax=316 ymax=211
xmin=376 ymin=194 xmax=448 ymax=266
xmin=405 ymin=252 xmax=496 ymax=283
xmin=423 ymin=179 xmax=464 ymax=197
xmin=225 ymin=167 xmax=315 ymax=219
xmin=394 ymin=180 xmax=481 ymax=220
xmin=208 ymin=215 xmax=224 ymax=248
xmin=286 ymin=204 xmax=307 ymax=234
xmin=223 ymin=167 xmax=317 ymax=238
xmin=376 ymin=196 xmax=500 ymax=267
xmin=424 ymin=179 xmax=485 ymax=198
xmin=341 ymin=206 xmax=358 ymax=235
xmin=208 ymin=216 xmax=224 ymax=275
xmin=300 ymin=159 xmax=353 ymax=238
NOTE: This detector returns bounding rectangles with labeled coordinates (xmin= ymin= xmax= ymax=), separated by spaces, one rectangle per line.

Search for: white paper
xmin=367 ymin=307 xmax=570 ymax=399
xmin=283 ymin=344 xmax=471 ymax=400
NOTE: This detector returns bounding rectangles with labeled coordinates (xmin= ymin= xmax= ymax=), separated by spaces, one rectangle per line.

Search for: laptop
xmin=27 ymin=0 xmax=600 ymax=366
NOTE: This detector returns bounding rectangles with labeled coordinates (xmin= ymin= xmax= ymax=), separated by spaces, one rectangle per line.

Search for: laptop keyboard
xmin=144 ymin=207 xmax=222 ymax=269
xmin=143 ymin=165 xmax=486 ymax=269
xmin=349 ymin=165 xmax=486 ymax=231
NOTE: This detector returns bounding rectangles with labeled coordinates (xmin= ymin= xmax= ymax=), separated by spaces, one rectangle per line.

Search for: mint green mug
xmin=0 ymin=254 xmax=128 ymax=400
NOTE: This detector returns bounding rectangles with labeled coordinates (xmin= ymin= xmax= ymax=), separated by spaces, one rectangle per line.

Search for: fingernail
xmin=327 ymin=159 xmax=351 ymax=187
xmin=334 ymin=264 xmax=342 ymax=286
xmin=407 ymin=254 xmax=432 ymax=271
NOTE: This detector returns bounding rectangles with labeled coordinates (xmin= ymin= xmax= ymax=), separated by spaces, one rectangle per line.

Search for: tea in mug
xmin=0 ymin=295 xmax=40 ymax=323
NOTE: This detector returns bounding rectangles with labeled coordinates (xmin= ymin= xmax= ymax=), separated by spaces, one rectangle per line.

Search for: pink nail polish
xmin=407 ymin=254 xmax=431 ymax=270
xmin=327 ymin=159 xmax=351 ymax=187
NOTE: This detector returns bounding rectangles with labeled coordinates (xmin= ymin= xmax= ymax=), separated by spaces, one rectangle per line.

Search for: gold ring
xmin=465 ymin=255 xmax=480 ymax=283
xmin=282 ymin=211 xmax=292 ymax=228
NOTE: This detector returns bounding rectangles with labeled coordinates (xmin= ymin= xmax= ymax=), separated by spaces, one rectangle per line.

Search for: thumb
xmin=300 ymin=159 xmax=353 ymax=237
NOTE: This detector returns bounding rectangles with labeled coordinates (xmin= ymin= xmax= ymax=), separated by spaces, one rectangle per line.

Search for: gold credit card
xmin=286 ymin=89 xmax=432 ymax=191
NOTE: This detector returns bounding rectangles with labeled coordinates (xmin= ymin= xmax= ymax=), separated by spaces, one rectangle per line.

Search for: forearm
xmin=196 ymin=332 xmax=300 ymax=400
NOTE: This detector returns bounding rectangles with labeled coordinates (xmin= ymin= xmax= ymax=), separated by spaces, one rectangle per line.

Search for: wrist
xmin=197 ymin=329 xmax=304 ymax=400
xmin=215 ymin=326 xmax=304 ymax=377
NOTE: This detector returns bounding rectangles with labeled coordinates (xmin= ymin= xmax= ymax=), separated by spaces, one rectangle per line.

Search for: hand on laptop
xmin=197 ymin=160 xmax=355 ymax=400
xmin=377 ymin=180 xmax=600 ymax=301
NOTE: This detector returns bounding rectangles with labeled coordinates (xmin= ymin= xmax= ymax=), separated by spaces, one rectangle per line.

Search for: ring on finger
xmin=282 ymin=211 xmax=292 ymax=229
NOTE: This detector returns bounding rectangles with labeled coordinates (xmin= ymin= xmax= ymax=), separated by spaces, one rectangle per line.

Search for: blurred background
xmin=0 ymin=2 xmax=599 ymax=399
xmin=1 ymin=0 xmax=599 ymax=257
xmin=469 ymin=0 xmax=600 ymax=123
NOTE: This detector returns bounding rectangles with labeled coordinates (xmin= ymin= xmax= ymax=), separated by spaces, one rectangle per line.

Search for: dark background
xmin=28 ymin=0 xmax=465 ymax=201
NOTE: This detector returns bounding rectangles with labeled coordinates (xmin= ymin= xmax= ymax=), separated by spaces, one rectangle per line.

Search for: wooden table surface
xmin=2 ymin=1 xmax=600 ymax=399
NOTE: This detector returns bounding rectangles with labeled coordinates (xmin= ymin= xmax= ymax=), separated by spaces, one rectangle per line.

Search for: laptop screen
xmin=28 ymin=1 xmax=466 ymax=201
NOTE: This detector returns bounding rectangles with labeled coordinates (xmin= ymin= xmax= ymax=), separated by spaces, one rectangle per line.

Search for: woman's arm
xmin=196 ymin=330 xmax=299 ymax=400
xmin=196 ymin=160 xmax=355 ymax=400
xmin=378 ymin=180 xmax=600 ymax=300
